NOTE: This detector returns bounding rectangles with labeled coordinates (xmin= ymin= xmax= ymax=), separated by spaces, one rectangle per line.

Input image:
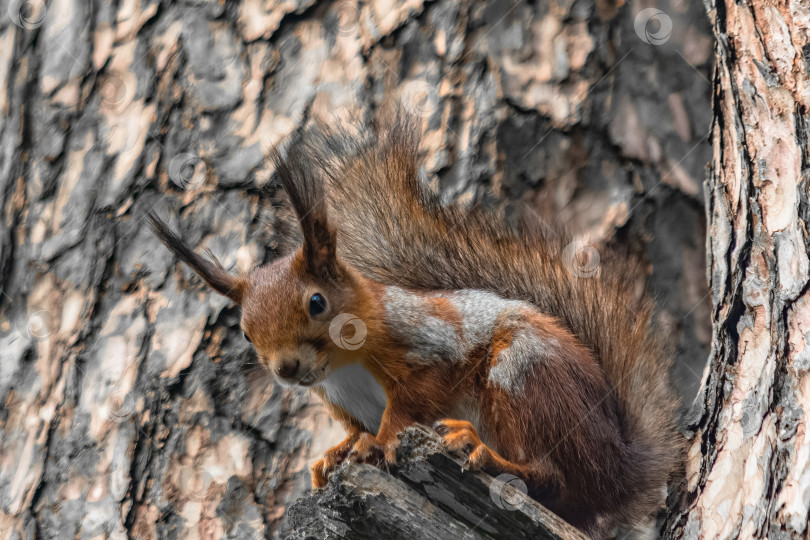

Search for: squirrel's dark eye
xmin=309 ymin=293 xmax=327 ymax=317
xmin=243 ymin=331 xmax=252 ymax=344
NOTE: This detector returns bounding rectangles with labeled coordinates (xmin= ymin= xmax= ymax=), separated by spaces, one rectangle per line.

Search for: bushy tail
xmin=287 ymin=115 xmax=682 ymax=529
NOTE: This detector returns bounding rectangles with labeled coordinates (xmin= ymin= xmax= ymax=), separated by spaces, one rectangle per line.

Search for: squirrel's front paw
xmin=311 ymin=432 xmax=363 ymax=489
xmin=311 ymin=458 xmax=333 ymax=488
xmin=311 ymin=451 xmax=351 ymax=488
xmin=433 ymin=419 xmax=488 ymax=470
xmin=347 ymin=433 xmax=396 ymax=466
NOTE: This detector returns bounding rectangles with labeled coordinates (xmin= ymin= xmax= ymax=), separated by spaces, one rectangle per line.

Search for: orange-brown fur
xmin=147 ymin=114 xmax=682 ymax=539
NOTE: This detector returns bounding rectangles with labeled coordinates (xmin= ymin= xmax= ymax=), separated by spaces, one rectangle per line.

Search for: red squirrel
xmin=148 ymin=115 xmax=681 ymax=538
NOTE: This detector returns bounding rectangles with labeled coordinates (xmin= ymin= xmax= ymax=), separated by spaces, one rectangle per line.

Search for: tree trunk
xmin=666 ymin=1 xmax=810 ymax=538
xmin=0 ymin=0 xmax=711 ymax=538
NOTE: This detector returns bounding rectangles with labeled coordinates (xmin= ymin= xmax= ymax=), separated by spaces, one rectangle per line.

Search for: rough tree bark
xmin=285 ymin=427 xmax=588 ymax=540
xmin=0 ymin=0 xmax=711 ymax=538
xmin=666 ymin=1 xmax=810 ymax=538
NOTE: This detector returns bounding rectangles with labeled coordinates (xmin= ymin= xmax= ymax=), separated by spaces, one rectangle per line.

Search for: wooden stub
xmin=285 ymin=427 xmax=587 ymax=540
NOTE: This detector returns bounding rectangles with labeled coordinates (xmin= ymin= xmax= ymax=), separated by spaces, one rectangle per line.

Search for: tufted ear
xmin=147 ymin=213 xmax=245 ymax=303
xmin=269 ymin=143 xmax=339 ymax=282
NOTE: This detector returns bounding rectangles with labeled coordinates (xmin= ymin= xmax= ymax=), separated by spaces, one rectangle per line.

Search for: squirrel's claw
xmin=433 ymin=419 xmax=488 ymax=470
xmin=347 ymin=432 xmax=387 ymax=466
xmin=311 ymin=432 xmax=364 ymax=489
xmin=311 ymin=458 xmax=332 ymax=488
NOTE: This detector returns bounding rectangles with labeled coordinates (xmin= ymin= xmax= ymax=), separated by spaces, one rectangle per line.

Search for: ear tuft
xmin=269 ymin=142 xmax=339 ymax=282
xmin=147 ymin=212 xmax=245 ymax=303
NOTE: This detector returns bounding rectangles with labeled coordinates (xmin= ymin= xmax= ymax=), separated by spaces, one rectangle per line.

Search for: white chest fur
xmin=317 ymin=364 xmax=387 ymax=434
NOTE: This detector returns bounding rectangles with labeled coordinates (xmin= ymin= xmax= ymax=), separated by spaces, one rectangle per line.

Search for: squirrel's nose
xmin=276 ymin=359 xmax=300 ymax=379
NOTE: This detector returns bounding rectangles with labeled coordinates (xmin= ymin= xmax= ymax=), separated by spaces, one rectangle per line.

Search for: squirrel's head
xmin=148 ymin=143 xmax=370 ymax=387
